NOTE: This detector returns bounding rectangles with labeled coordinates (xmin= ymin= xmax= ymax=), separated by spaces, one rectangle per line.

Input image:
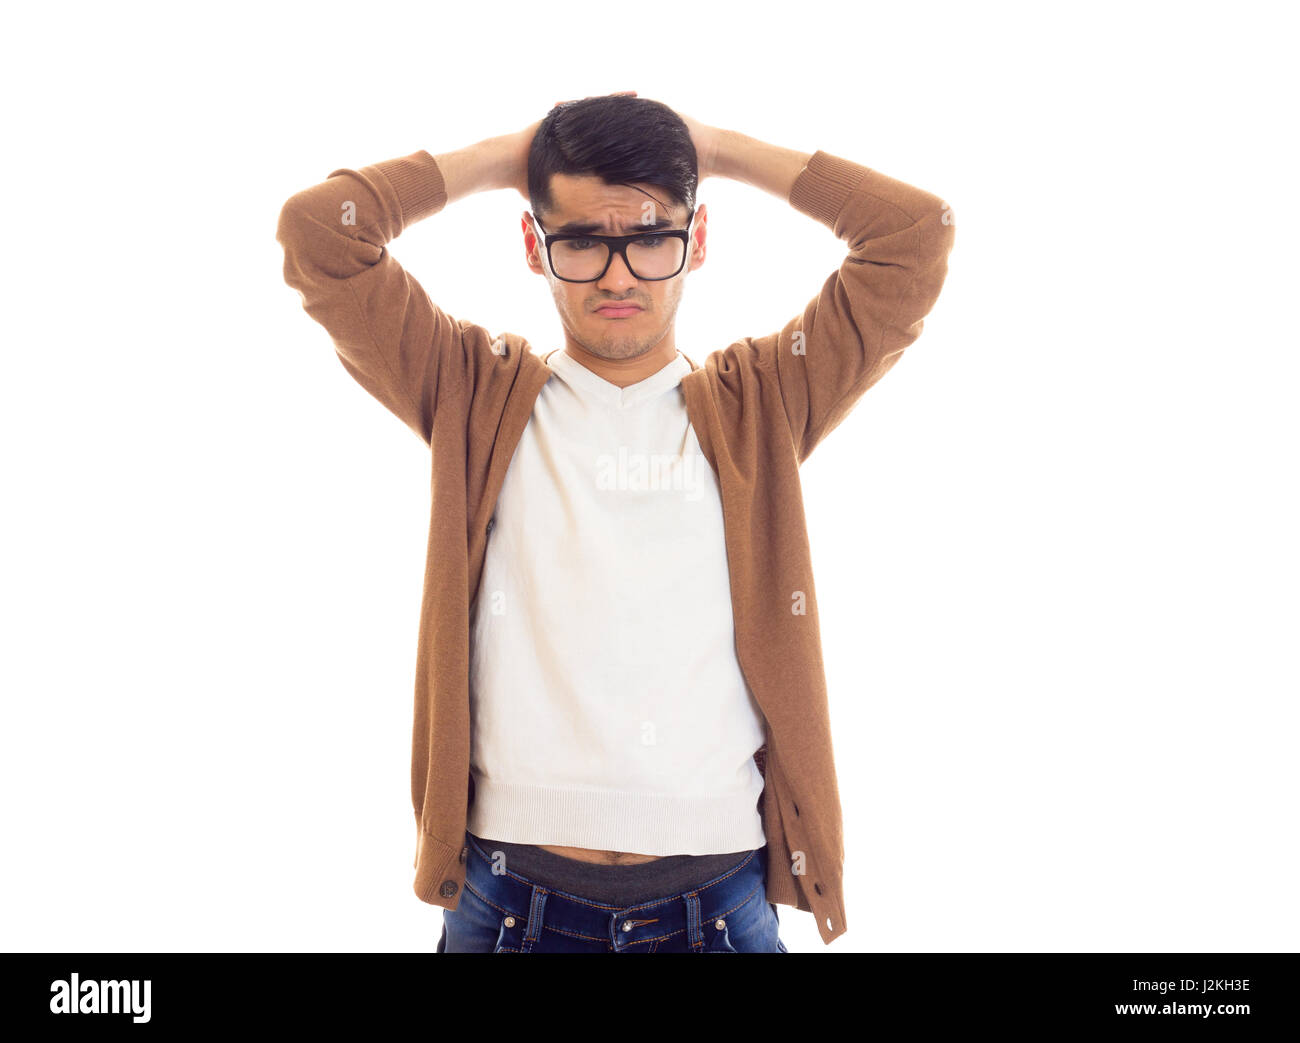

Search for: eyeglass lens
xmin=550 ymin=234 xmax=686 ymax=281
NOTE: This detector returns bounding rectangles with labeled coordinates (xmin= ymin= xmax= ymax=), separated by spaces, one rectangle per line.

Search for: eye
xmin=569 ymin=238 xmax=598 ymax=250
xmin=635 ymin=235 xmax=669 ymax=248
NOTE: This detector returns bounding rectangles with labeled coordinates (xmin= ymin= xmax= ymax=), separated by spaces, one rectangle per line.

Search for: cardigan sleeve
xmin=759 ymin=150 xmax=956 ymax=463
xmin=276 ymin=150 xmax=480 ymax=446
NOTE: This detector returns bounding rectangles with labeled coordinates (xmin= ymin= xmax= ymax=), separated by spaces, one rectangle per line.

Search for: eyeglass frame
xmin=530 ymin=206 xmax=698 ymax=283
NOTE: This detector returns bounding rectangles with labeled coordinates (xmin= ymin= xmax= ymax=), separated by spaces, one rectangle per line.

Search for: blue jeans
xmin=437 ymin=833 xmax=790 ymax=953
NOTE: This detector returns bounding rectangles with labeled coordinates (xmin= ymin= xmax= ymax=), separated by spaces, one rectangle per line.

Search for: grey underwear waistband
xmin=468 ymin=832 xmax=759 ymax=905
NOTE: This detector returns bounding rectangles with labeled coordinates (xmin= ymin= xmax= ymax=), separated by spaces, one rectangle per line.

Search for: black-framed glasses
xmin=532 ymin=207 xmax=697 ymax=283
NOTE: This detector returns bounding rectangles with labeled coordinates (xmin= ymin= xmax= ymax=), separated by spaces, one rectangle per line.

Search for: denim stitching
xmin=463 ymin=836 xmax=766 ymax=949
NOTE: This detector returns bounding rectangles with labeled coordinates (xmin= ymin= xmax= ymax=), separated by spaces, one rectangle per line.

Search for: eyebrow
xmin=550 ymin=215 xmax=684 ymax=235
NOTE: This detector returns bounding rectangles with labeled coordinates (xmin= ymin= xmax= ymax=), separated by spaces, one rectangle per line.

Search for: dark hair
xmin=527 ymin=94 xmax=698 ymax=223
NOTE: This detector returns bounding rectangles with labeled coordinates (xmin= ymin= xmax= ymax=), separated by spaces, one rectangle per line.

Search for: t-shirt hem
xmin=467 ymin=779 xmax=767 ymax=855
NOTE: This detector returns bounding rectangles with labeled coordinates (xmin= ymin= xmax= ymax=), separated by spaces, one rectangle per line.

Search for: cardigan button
xmin=459 ymin=845 xmax=468 ymax=864
xmin=486 ymin=518 xmax=495 ymax=533
xmin=439 ymin=880 xmax=458 ymax=898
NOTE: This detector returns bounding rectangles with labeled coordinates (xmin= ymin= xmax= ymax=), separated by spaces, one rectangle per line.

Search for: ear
xmin=521 ymin=212 xmax=546 ymax=276
xmin=686 ymin=203 xmax=707 ymax=272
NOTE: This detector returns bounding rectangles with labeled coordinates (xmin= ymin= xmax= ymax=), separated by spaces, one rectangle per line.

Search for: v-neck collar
xmin=543 ymin=349 xmax=694 ymax=409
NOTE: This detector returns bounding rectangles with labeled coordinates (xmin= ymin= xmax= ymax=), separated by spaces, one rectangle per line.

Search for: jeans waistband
xmin=461 ymin=832 xmax=769 ymax=952
xmin=467 ymin=832 xmax=756 ymax=904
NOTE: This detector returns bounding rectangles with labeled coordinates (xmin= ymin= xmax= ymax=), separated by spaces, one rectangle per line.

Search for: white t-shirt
xmin=466 ymin=348 xmax=768 ymax=854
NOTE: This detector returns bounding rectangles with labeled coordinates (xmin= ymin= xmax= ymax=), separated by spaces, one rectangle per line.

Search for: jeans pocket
xmin=701 ymin=888 xmax=782 ymax=952
xmin=441 ymin=885 xmax=522 ymax=952
xmin=493 ymin=914 xmax=525 ymax=953
xmin=704 ymin=921 xmax=739 ymax=953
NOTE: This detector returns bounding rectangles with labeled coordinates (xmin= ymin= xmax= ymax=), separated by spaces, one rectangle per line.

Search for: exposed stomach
xmin=537 ymin=843 xmax=664 ymax=865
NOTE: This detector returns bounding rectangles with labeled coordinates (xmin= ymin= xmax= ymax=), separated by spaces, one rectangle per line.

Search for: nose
xmin=596 ymin=248 xmax=638 ymax=293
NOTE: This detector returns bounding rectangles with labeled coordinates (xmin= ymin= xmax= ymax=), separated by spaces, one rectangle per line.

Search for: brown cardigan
xmin=276 ymin=146 xmax=954 ymax=945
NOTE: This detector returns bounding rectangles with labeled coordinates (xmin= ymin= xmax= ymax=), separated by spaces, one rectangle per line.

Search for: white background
xmin=2 ymin=0 xmax=1295 ymax=954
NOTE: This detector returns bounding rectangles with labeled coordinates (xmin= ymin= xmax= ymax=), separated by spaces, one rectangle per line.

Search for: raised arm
xmin=274 ymin=131 xmax=528 ymax=444
xmin=704 ymin=125 xmax=956 ymax=463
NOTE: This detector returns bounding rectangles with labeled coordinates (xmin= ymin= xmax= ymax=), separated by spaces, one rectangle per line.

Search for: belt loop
xmin=523 ymin=886 xmax=547 ymax=952
xmin=684 ymin=891 xmax=703 ymax=951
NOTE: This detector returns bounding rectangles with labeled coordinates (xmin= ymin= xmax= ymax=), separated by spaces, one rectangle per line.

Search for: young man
xmin=275 ymin=93 xmax=955 ymax=952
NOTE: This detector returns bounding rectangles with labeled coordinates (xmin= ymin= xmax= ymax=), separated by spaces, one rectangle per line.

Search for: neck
xmin=560 ymin=332 xmax=679 ymax=388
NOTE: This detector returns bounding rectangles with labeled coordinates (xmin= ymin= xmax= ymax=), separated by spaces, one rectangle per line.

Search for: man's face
xmin=522 ymin=174 xmax=707 ymax=362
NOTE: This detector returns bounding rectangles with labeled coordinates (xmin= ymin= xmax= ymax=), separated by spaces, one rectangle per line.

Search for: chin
xmin=582 ymin=328 xmax=638 ymax=353
xmin=607 ymin=339 xmax=655 ymax=360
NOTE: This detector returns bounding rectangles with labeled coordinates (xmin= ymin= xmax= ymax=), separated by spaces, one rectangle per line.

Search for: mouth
xmin=595 ymin=304 xmax=643 ymax=319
